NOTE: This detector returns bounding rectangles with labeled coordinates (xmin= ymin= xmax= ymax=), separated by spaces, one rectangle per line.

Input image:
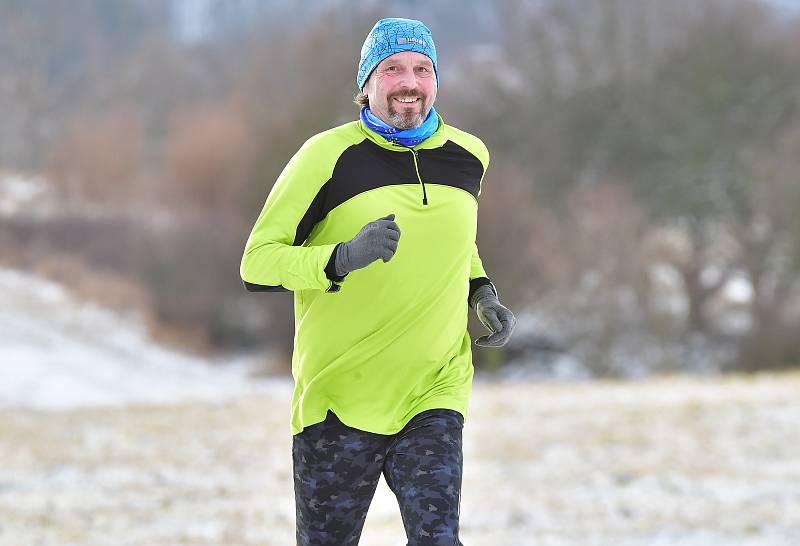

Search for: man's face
xmin=363 ymin=51 xmax=437 ymax=130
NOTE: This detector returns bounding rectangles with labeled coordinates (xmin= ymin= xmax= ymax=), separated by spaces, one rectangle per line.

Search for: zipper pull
xmin=410 ymin=149 xmax=428 ymax=206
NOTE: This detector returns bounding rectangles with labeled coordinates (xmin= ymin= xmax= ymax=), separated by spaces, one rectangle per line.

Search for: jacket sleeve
xmin=468 ymin=242 xmax=496 ymax=307
xmin=240 ymin=135 xmax=346 ymax=293
xmin=470 ymin=241 xmax=488 ymax=281
xmin=466 ymin=137 xmax=495 ymax=306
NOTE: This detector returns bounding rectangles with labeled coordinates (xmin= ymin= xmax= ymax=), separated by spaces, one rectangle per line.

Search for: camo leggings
xmin=292 ymin=408 xmax=465 ymax=546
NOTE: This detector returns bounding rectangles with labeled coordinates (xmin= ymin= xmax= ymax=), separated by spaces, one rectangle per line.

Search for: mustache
xmin=390 ymin=91 xmax=425 ymax=100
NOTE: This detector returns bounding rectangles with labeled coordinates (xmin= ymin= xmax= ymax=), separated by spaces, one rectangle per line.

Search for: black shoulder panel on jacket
xmin=418 ymin=140 xmax=484 ymax=200
xmin=293 ymin=181 xmax=330 ymax=246
xmin=244 ymin=137 xmax=484 ymax=293
xmin=295 ymin=139 xmax=485 ymax=242
xmin=324 ymin=139 xmax=419 ymax=214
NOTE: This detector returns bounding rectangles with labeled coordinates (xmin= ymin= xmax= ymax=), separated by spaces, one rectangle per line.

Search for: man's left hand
xmin=471 ymin=285 xmax=516 ymax=347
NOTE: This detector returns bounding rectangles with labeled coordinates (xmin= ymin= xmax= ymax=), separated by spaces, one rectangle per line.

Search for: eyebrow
xmin=384 ymin=58 xmax=433 ymax=67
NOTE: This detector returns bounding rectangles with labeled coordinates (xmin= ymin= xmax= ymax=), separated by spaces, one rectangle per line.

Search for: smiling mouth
xmin=393 ymin=97 xmax=421 ymax=106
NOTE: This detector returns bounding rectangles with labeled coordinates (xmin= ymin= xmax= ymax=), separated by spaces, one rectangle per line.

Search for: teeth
xmin=396 ymin=97 xmax=418 ymax=103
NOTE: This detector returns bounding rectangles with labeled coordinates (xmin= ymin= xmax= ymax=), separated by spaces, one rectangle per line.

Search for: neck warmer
xmin=360 ymin=106 xmax=439 ymax=147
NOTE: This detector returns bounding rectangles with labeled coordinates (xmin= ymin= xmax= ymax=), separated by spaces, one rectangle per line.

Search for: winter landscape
xmin=3 ymin=2 xmax=800 ymax=545
xmin=1 ymin=269 xmax=799 ymax=546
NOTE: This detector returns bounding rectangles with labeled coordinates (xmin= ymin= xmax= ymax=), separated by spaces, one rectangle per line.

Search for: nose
xmin=397 ymin=68 xmax=417 ymax=89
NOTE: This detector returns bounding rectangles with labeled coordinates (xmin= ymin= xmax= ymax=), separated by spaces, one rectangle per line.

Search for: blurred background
xmin=1 ymin=1 xmax=800 ymax=545
xmin=1 ymin=0 xmax=800 ymax=377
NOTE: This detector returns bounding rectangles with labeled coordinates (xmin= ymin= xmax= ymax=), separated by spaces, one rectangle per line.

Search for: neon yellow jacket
xmin=240 ymin=113 xmax=495 ymax=435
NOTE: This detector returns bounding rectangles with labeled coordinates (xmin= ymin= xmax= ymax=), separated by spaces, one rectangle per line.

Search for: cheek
xmin=419 ymin=77 xmax=436 ymax=93
xmin=376 ymin=74 xmax=398 ymax=88
xmin=422 ymin=82 xmax=437 ymax=101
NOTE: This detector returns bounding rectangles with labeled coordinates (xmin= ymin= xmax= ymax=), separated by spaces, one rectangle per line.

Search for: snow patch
xmin=0 ymin=171 xmax=50 ymax=217
xmin=0 ymin=267 xmax=289 ymax=411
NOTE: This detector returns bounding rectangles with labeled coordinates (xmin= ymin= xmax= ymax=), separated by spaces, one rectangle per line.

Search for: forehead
xmin=377 ymin=51 xmax=433 ymax=68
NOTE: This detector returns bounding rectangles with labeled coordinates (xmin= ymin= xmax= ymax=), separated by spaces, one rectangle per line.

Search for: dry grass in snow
xmin=1 ymin=372 xmax=799 ymax=546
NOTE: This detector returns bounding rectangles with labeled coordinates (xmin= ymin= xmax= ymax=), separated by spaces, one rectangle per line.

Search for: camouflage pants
xmin=292 ymin=408 xmax=465 ymax=546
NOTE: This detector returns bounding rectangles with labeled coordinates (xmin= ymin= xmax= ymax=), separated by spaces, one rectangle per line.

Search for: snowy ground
xmin=0 ymin=267 xmax=287 ymax=410
xmin=1 ymin=268 xmax=799 ymax=545
xmin=2 ymin=374 xmax=799 ymax=546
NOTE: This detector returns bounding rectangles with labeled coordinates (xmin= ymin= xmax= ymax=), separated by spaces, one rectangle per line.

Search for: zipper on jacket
xmin=410 ymin=149 xmax=428 ymax=206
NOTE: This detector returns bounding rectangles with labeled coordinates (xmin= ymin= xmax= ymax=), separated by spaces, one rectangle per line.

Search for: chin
xmin=387 ymin=107 xmax=427 ymax=129
xmin=389 ymin=114 xmax=423 ymax=130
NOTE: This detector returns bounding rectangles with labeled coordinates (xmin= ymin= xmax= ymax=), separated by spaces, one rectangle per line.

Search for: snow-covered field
xmin=0 ymin=267 xmax=286 ymax=410
xmin=1 ymin=267 xmax=799 ymax=545
xmin=2 ymin=374 xmax=799 ymax=546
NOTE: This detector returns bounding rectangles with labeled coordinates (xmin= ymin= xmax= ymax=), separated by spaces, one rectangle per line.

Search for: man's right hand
xmin=334 ymin=214 xmax=401 ymax=276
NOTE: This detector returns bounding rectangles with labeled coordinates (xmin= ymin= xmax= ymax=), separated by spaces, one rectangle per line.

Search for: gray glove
xmin=335 ymin=214 xmax=401 ymax=276
xmin=470 ymin=284 xmax=516 ymax=347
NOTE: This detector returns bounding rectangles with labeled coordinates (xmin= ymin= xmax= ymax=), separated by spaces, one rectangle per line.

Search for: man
xmin=240 ymin=17 xmax=516 ymax=546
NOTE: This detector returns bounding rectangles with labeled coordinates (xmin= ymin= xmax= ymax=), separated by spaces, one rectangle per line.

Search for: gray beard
xmin=388 ymin=109 xmax=425 ymax=130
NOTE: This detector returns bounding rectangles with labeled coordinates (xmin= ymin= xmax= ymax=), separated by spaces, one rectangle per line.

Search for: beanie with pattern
xmin=357 ymin=18 xmax=438 ymax=90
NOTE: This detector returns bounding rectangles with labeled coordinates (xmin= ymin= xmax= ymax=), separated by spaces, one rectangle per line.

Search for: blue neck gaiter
xmin=360 ymin=106 xmax=439 ymax=147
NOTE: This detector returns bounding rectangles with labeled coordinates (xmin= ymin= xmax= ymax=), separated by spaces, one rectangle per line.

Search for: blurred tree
xmin=452 ymin=0 xmax=800 ymax=373
xmin=734 ymin=124 xmax=800 ymax=370
xmin=166 ymin=100 xmax=257 ymax=214
xmin=4 ymin=0 xmax=800 ymax=374
xmin=47 ymin=105 xmax=144 ymax=206
xmin=638 ymin=1 xmax=800 ymax=362
xmin=0 ymin=0 xmax=172 ymax=168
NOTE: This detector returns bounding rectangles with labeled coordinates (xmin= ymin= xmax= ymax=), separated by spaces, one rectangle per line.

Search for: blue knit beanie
xmin=357 ymin=18 xmax=438 ymax=90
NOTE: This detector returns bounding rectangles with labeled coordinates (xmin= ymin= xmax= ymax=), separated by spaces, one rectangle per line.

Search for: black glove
xmin=334 ymin=214 xmax=401 ymax=276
